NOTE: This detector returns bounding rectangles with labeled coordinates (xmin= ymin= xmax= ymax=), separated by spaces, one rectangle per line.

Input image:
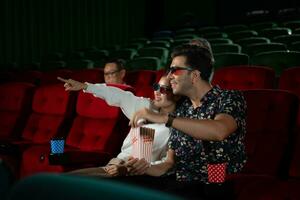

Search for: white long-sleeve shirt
xmin=85 ymin=83 xmax=170 ymax=165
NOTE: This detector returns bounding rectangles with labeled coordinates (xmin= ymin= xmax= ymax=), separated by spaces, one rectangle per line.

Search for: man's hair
xmin=171 ymin=44 xmax=213 ymax=82
xmin=105 ymin=58 xmax=126 ymax=71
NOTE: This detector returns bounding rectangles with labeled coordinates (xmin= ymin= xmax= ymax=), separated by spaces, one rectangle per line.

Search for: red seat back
xmin=0 ymin=83 xmax=35 ymax=140
xmin=212 ymin=66 xmax=275 ymax=90
xmin=66 ymin=84 xmax=134 ymax=154
xmin=22 ymin=84 xmax=74 ymax=144
xmin=243 ymin=89 xmax=298 ymax=176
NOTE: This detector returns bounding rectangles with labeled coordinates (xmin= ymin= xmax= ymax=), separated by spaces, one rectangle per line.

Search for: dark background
xmin=0 ymin=0 xmax=299 ymax=64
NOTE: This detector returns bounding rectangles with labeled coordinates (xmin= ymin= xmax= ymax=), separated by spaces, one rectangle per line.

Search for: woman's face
xmin=152 ymin=76 xmax=176 ymax=108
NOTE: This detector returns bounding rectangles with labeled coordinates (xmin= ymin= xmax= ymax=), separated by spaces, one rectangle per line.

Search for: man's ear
xmin=120 ymin=69 xmax=126 ymax=79
xmin=191 ymin=70 xmax=201 ymax=83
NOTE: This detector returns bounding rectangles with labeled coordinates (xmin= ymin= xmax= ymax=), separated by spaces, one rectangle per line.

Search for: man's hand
xmin=57 ymin=77 xmax=87 ymax=91
xmin=125 ymin=157 xmax=150 ymax=175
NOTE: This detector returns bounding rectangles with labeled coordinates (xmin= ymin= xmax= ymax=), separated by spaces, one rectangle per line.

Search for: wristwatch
xmin=166 ymin=113 xmax=176 ymax=127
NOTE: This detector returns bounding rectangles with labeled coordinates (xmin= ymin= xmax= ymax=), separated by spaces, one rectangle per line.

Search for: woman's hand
xmin=125 ymin=157 xmax=150 ymax=176
xmin=129 ymin=108 xmax=168 ymax=127
xmin=57 ymin=77 xmax=87 ymax=91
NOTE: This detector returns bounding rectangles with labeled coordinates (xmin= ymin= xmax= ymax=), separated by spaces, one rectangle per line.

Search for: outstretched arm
xmin=57 ymin=77 xmax=150 ymax=119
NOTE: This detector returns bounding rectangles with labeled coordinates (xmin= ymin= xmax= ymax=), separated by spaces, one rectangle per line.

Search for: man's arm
xmin=130 ymin=109 xmax=237 ymax=141
xmin=170 ymin=113 xmax=237 ymax=141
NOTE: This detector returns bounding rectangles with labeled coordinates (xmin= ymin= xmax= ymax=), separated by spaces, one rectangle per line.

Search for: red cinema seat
xmin=19 ymin=84 xmax=75 ymax=177
xmin=242 ymin=89 xmax=298 ymax=176
xmin=212 ymin=66 xmax=275 ymax=90
xmin=0 ymin=83 xmax=35 ymax=141
xmin=125 ymin=70 xmax=156 ymax=98
xmin=20 ymin=84 xmax=134 ymax=177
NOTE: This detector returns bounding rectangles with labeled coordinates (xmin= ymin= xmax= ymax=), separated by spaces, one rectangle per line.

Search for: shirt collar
xmin=200 ymin=85 xmax=222 ymax=103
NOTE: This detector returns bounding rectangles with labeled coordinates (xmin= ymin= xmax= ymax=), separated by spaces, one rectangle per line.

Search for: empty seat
xmin=289 ymin=41 xmax=300 ymax=51
xmin=243 ymin=43 xmax=287 ymax=57
xmin=125 ymin=70 xmax=156 ymax=87
xmin=110 ymin=48 xmax=137 ymax=61
xmin=202 ymin=32 xmax=228 ymax=39
xmin=242 ymin=89 xmax=298 ymax=176
xmin=125 ymin=70 xmax=157 ymax=99
xmin=174 ymin=34 xmax=198 ymax=40
xmin=40 ymin=61 xmax=66 ymax=71
xmin=223 ymin=24 xmax=248 ymax=33
xmin=212 ymin=66 xmax=275 ymax=90
xmin=279 ymin=67 xmax=300 ymax=99
xmin=208 ymin=38 xmax=233 ymax=44
xmin=259 ymin=27 xmax=292 ymax=39
xmin=250 ymin=51 xmax=300 ymax=75
xmin=20 ymin=84 xmax=134 ymax=177
xmin=198 ymin=26 xmax=220 ymax=34
xmin=127 ymin=57 xmax=161 ymax=71
xmin=229 ymin=30 xmax=258 ymax=41
xmin=211 ymin=43 xmax=241 ymax=54
xmin=153 ymin=30 xmax=173 ymax=38
xmin=273 ymin=34 xmax=300 ymax=46
xmin=0 ymin=83 xmax=35 ymax=141
xmin=213 ymin=53 xmax=249 ymax=70
xmin=66 ymin=60 xmax=94 ymax=69
xmin=14 ymin=70 xmax=43 ymax=85
xmin=147 ymin=41 xmax=171 ymax=49
xmin=137 ymin=47 xmax=169 ymax=65
xmin=282 ymin=20 xmax=300 ymax=31
xmin=236 ymin=37 xmax=270 ymax=47
xmin=130 ymin=38 xmax=149 ymax=45
xmin=70 ymin=69 xmax=103 ymax=83
xmin=20 ymin=84 xmax=75 ymax=145
xmin=249 ymin=21 xmax=277 ymax=31
xmin=175 ymin=28 xmax=196 ymax=35
xmin=40 ymin=69 xmax=73 ymax=85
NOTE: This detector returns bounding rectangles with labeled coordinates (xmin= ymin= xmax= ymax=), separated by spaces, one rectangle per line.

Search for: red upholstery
xmin=156 ymin=69 xmax=166 ymax=82
xmin=125 ymin=70 xmax=156 ymax=98
xmin=279 ymin=67 xmax=300 ymax=178
xmin=15 ymin=70 xmax=43 ymax=84
xmin=212 ymin=65 xmax=275 ymax=90
xmin=242 ymin=89 xmax=298 ymax=176
xmin=70 ymin=68 xmax=104 ymax=83
xmin=279 ymin=67 xmax=300 ymax=97
xmin=66 ymin=84 xmax=134 ymax=153
xmin=21 ymin=84 xmax=74 ymax=144
xmin=20 ymin=84 xmax=134 ymax=177
xmin=39 ymin=69 xmax=72 ymax=85
xmin=125 ymin=70 xmax=156 ymax=87
xmin=20 ymin=145 xmax=64 ymax=177
xmin=0 ymin=83 xmax=35 ymax=141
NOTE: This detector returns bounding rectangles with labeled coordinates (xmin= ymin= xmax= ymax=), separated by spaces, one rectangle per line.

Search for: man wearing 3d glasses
xmin=129 ymin=44 xmax=247 ymax=199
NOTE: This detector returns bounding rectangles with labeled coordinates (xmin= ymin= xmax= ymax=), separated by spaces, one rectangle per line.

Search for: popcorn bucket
xmin=131 ymin=127 xmax=155 ymax=163
xmin=207 ymin=162 xmax=227 ymax=183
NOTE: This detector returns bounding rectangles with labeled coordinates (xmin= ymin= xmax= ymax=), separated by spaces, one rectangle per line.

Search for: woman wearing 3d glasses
xmin=57 ymin=75 xmax=180 ymax=180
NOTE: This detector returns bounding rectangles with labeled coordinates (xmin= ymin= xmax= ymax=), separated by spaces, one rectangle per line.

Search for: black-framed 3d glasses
xmin=152 ymin=83 xmax=172 ymax=94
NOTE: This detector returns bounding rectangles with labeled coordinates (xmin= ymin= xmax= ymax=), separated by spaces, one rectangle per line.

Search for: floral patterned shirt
xmin=168 ymin=86 xmax=247 ymax=183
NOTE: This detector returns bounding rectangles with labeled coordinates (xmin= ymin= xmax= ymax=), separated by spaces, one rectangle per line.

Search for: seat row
xmin=0 ymin=83 xmax=134 ymax=178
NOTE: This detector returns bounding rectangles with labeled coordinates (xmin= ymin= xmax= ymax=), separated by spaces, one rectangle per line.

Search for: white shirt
xmin=85 ymin=83 xmax=170 ymax=165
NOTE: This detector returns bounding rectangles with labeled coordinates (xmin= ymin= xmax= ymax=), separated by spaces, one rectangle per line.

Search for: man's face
xmin=167 ymin=56 xmax=194 ymax=95
xmin=104 ymin=63 xmax=124 ymax=84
